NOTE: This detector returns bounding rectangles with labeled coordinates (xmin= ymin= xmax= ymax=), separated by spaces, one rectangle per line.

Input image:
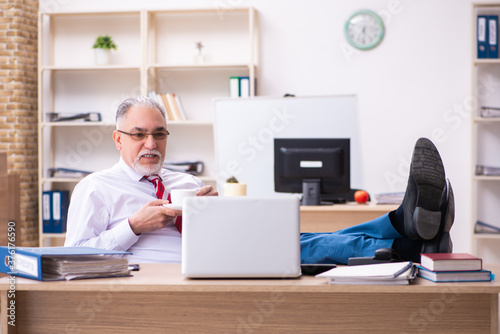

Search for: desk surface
xmin=300 ymin=202 xmax=398 ymax=212
xmin=2 ymin=264 xmax=499 ymax=334
xmin=2 ymin=263 xmax=499 ymax=294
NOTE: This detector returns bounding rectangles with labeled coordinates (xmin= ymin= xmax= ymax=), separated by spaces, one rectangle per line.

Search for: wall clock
xmin=344 ymin=9 xmax=385 ymax=50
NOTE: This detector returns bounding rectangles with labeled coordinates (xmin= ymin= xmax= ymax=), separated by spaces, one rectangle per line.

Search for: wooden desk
xmin=1 ymin=264 xmax=499 ymax=333
xmin=300 ymin=203 xmax=398 ymax=232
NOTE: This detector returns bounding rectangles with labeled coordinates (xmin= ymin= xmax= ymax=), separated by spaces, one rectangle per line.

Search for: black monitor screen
xmin=274 ymin=138 xmax=350 ymax=204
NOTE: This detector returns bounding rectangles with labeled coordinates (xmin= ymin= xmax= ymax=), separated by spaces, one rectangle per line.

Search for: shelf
xmin=473 ymin=175 xmax=500 ymax=181
xmin=38 ymin=7 xmax=258 ymax=247
xmin=41 ymin=65 xmax=141 ymax=72
xmin=41 ymin=233 xmax=67 ymax=239
xmin=474 ymin=59 xmax=500 ymax=65
xmin=40 ymin=122 xmax=116 ymax=128
xmin=473 ymin=117 xmax=500 ymax=123
xmin=473 ymin=233 xmax=500 ymax=240
xmin=41 ymin=177 xmax=84 ymax=183
xmin=149 ymin=63 xmax=254 ymax=70
xmin=167 ymin=120 xmax=212 ymax=126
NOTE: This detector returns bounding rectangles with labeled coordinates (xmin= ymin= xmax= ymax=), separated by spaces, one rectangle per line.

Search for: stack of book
xmin=417 ymin=253 xmax=494 ymax=283
xmin=148 ymin=91 xmax=187 ymax=121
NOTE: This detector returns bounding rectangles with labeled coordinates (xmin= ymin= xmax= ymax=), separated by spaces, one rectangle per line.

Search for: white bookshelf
xmin=38 ymin=8 xmax=259 ymax=246
xmin=471 ymin=3 xmax=500 ymax=263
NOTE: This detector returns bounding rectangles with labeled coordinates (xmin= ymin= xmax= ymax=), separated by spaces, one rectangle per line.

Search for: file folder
xmin=477 ymin=15 xmax=488 ymax=58
xmin=42 ymin=191 xmax=52 ymax=233
xmin=52 ymin=190 xmax=69 ymax=233
xmin=229 ymin=76 xmax=240 ymax=98
xmin=0 ymin=246 xmax=131 ymax=281
xmin=239 ymin=76 xmax=250 ymax=97
xmin=488 ymin=15 xmax=498 ymax=58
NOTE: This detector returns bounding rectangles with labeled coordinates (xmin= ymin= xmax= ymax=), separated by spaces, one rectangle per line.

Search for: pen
xmin=393 ymin=261 xmax=413 ymax=278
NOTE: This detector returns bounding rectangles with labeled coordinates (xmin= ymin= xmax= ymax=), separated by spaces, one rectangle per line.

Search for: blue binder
xmin=477 ymin=15 xmax=488 ymax=58
xmin=52 ymin=190 xmax=69 ymax=233
xmin=488 ymin=15 xmax=498 ymax=58
xmin=42 ymin=191 xmax=52 ymax=233
xmin=0 ymin=246 xmax=131 ymax=281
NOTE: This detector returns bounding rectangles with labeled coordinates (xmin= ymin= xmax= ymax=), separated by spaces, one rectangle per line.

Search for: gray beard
xmin=133 ymin=150 xmax=163 ymax=176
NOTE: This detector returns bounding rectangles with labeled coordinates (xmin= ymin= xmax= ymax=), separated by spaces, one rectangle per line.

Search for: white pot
xmin=224 ymin=183 xmax=247 ymax=196
xmin=94 ymin=48 xmax=111 ymax=65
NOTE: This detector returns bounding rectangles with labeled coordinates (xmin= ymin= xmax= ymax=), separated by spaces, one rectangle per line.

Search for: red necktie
xmin=145 ymin=175 xmax=182 ymax=233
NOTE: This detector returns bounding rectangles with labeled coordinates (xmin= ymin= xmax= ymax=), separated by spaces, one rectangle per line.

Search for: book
xmin=0 ymin=246 xmax=131 ymax=281
xmin=476 ymin=164 xmax=500 ymax=176
xmin=166 ymin=93 xmax=183 ymax=120
xmin=475 ymin=220 xmax=500 ymax=234
xmin=316 ymin=261 xmax=416 ymax=285
xmin=417 ymin=265 xmax=493 ymax=283
xmin=488 ymin=15 xmax=498 ymax=58
xmin=420 ymin=253 xmax=482 ymax=272
xmin=174 ymin=94 xmax=187 ymax=120
xmin=161 ymin=94 xmax=174 ymax=121
xmin=478 ymin=15 xmax=488 ymax=58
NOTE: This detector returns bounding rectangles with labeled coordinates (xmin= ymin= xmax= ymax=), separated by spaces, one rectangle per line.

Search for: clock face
xmin=345 ymin=10 xmax=385 ymax=50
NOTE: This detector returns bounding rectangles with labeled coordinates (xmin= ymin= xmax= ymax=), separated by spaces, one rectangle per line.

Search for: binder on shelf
xmin=478 ymin=15 xmax=488 ymax=58
xmin=239 ymin=76 xmax=250 ymax=98
xmin=48 ymin=167 xmax=92 ymax=178
xmin=475 ymin=220 xmax=500 ymax=234
xmin=229 ymin=76 xmax=240 ymax=98
xmin=42 ymin=191 xmax=52 ymax=233
xmin=46 ymin=112 xmax=102 ymax=123
xmin=480 ymin=106 xmax=500 ymax=117
xmin=489 ymin=15 xmax=499 ymax=58
xmin=0 ymin=246 xmax=131 ymax=281
xmin=52 ymin=191 xmax=69 ymax=233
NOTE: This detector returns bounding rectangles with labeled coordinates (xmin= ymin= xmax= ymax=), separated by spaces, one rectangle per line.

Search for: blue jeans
xmin=300 ymin=213 xmax=402 ymax=264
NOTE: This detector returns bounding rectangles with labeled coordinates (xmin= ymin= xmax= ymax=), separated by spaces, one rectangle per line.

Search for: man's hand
xmin=196 ymin=185 xmax=218 ymax=197
xmin=128 ymin=199 xmax=181 ymax=235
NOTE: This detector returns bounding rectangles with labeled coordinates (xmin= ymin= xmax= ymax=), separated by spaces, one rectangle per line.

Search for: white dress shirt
xmin=64 ymin=158 xmax=204 ymax=263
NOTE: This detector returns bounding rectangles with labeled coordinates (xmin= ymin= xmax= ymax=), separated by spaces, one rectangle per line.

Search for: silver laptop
xmin=182 ymin=196 xmax=301 ymax=278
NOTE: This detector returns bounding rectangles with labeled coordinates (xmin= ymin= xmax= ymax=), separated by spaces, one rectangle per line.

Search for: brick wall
xmin=0 ymin=0 xmax=39 ymax=246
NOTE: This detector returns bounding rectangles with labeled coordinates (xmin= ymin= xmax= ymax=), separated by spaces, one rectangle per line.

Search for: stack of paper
xmin=316 ymin=261 xmax=416 ymax=285
xmin=0 ymin=246 xmax=132 ymax=281
xmin=373 ymin=192 xmax=404 ymax=204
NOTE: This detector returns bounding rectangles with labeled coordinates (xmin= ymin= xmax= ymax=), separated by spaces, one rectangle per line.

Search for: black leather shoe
xmin=402 ymin=138 xmax=446 ymax=240
xmin=422 ymin=179 xmax=455 ymax=253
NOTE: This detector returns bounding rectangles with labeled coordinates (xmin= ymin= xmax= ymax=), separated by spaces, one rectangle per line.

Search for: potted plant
xmin=224 ymin=176 xmax=247 ymax=196
xmin=92 ymin=35 xmax=117 ymax=65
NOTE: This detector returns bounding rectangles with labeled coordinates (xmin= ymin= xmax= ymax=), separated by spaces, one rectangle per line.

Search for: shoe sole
xmin=421 ymin=179 xmax=455 ymax=253
xmin=406 ymin=138 xmax=446 ymax=240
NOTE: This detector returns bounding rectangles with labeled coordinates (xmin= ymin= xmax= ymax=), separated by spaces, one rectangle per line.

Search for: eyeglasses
xmin=117 ymin=129 xmax=169 ymax=141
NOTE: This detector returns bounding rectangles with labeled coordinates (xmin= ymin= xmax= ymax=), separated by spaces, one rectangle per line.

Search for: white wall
xmin=41 ymin=0 xmax=473 ymax=253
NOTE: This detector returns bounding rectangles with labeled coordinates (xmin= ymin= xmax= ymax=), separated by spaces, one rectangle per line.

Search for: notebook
xmin=181 ymin=196 xmax=301 ymax=278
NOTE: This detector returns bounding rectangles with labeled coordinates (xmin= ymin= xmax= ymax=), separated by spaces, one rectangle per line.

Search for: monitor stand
xmin=301 ymin=179 xmax=320 ymax=206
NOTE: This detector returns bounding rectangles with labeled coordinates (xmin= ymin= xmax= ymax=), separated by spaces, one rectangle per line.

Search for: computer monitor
xmin=274 ymin=138 xmax=351 ymax=205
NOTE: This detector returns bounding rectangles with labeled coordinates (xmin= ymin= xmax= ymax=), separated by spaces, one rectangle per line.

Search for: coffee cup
xmin=170 ymin=189 xmax=197 ymax=206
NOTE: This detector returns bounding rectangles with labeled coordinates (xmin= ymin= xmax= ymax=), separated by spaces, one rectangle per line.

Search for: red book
xmin=420 ymin=253 xmax=483 ymax=272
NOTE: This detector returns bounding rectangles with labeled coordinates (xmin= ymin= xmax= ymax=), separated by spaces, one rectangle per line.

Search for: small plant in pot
xmin=93 ymin=35 xmax=117 ymax=65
